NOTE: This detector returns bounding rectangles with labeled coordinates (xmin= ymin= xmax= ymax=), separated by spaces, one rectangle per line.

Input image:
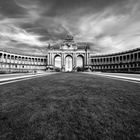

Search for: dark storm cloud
xmin=44 ymin=0 xmax=128 ymax=16
xmin=0 ymin=0 xmax=140 ymax=54
xmin=0 ymin=0 xmax=26 ymax=17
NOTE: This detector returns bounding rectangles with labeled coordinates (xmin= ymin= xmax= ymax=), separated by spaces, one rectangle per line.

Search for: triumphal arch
xmin=47 ymin=35 xmax=90 ymax=71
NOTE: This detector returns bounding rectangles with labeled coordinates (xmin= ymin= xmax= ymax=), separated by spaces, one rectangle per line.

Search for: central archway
xmin=54 ymin=55 xmax=61 ymax=69
xmin=65 ymin=55 xmax=73 ymax=71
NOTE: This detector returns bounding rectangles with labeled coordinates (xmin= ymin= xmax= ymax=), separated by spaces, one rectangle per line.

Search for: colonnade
xmin=1 ymin=47 xmax=139 ymax=73
xmin=90 ymin=48 xmax=140 ymax=72
xmin=0 ymin=50 xmax=47 ymax=73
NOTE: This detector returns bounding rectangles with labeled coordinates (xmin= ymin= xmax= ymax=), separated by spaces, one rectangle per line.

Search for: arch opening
xmin=65 ymin=55 xmax=73 ymax=71
xmin=77 ymin=55 xmax=84 ymax=67
xmin=54 ymin=55 xmax=61 ymax=69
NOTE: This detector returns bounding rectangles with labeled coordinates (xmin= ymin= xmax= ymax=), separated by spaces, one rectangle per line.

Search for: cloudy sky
xmin=0 ymin=0 xmax=140 ymax=55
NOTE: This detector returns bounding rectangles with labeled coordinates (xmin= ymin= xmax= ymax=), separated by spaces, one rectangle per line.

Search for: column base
xmin=61 ymin=65 xmax=65 ymax=72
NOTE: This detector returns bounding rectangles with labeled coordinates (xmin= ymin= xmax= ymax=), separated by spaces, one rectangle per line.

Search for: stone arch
xmin=54 ymin=54 xmax=61 ymax=68
xmin=77 ymin=54 xmax=84 ymax=67
xmin=65 ymin=55 xmax=73 ymax=71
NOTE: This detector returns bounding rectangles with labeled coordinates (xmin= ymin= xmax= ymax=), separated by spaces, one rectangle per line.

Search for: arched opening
xmin=54 ymin=55 xmax=61 ymax=69
xmin=77 ymin=55 xmax=84 ymax=67
xmin=65 ymin=55 xmax=73 ymax=71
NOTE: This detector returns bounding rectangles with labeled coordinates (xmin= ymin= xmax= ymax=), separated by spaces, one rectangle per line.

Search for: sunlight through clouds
xmin=0 ymin=23 xmax=48 ymax=46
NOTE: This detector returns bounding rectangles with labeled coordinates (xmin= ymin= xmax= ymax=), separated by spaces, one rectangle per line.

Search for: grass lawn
xmin=0 ymin=72 xmax=140 ymax=140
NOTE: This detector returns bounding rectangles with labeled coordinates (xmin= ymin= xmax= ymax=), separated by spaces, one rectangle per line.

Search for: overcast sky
xmin=0 ymin=0 xmax=140 ymax=55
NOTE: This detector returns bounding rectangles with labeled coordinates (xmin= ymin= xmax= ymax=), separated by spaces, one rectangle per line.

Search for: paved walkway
xmin=83 ymin=72 xmax=140 ymax=84
xmin=0 ymin=72 xmax=56 ymax=85
xmin=0 ymin=73 xmax=36 ymax=81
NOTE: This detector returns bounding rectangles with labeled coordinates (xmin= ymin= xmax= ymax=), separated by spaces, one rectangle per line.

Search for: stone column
xmin=31 ymin=58 xmax=33 ymax=66
xmin=29 ymin=57 xmax=31 ymax=66
xmin=15 ymin=56 xmax=17 ymax=64
xmin=13 ymin=55 xmax=15 ymax=64
xmin=87 ymin=52 xmax=89 ymax=65
xmin=5 ymin=54 xmax=8 ymax=63
xmin=0 ymin=53 xmax=3 ymax=63
xmin=36 ymin=58 xmax=39 ymax=65
xmin=0 ymin=53 xmax=3 ymax=70
xmin=2 ymin=53 xmax=4 ymax=63
xmin=118 ymin=56 xmax=120 ymax=63
xmin=63 ymin=53 xmax=65 ymax=66
xmin=61 ymin=53 xmax=64 ymax=71
xmin=9 ymin=55 xmax=11 ymax=72
xmin=39 ymin=58 xmax=41 ymax=65
xmin=0 ymin=54 xmax=1 ymax=69
xmin=23 ymin=57 xmax=25 ymax=65
xmin=2 ymin=54 xmax=5 ymax=63
xmin=74 ymin=53 xmax=76 ymax=67
xmin=10 ymin=55 xmax=12 ymax=63
xmin=84 ymin=52 xmax=87 ymax=66
xmin=72 ymin=53 xmax=74 ymax=67
xmin=18 ymin=56 xmax=20 ymax=71
xmin=61 ymin=53 xmax=63 ymax=68
xmin=47 ymin=53 xmax=50 ymax=66
xmin=43 ymin=59 xmax=44 ymax=65
xmin=47 ymin=54 xmax=49 ymax=66
xmin=50 ymin=53 xmax=51 ymax=65
xmin=28 ymin=57 xmax=30 ymax=71
xmin=16 ymin=56 xmax=18 ymax=64
xmin=7 ymin=55 xmax=9 ymax=63
xmin=51 ymin=53 xmax=53 ymax=66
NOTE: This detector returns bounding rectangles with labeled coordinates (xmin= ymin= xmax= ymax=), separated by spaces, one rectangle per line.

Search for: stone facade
xmin=47 ymin=35 xmax=90 ymax=71
xmin=90 ymin=48 xmax=140 ymax=73
xmin=0 ymin=50 xmax=47 ymax=73
xmin=0 ymin=35 xmax=140 ymax=73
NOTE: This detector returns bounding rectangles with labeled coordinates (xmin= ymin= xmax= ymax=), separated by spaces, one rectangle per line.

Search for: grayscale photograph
xmin=0 ymin=0 xmax=140 ymax=140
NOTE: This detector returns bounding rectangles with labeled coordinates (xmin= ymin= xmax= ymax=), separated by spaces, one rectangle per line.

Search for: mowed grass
xmin=0 ymin=73 xmax=140 ymax=140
